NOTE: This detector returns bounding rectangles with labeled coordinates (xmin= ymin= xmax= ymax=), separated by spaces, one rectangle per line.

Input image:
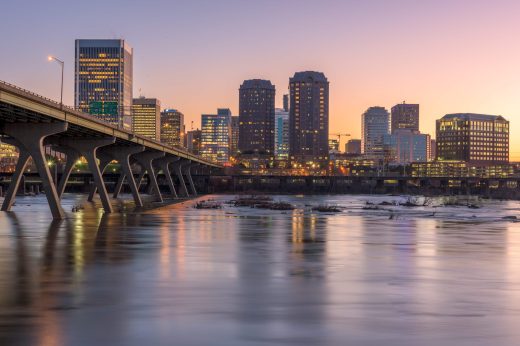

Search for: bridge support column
xmin=56 ymin=148 xmax=80 ymax=199
xmin=60 ymin=138 xmax=116 ymax=213
xmin=183 ymin=162 xmax=198 ymax=196
xmin=87 ymin=152 xmax=113 ymax=202
xmin=101 ymin=146 xmax=145 ymax=207
xmin=153 ymin=156 xmax=180 ymax=198
xmin=134 ymin=151 xmax=165 ymax=202
xmin=172 ymin=160 xmax=189 ymax=197
xmin=1 ymin=122 xmax=68 ymax=219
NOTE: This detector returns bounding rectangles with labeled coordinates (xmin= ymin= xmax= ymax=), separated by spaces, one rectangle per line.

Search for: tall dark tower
xmin=238 ymin=79 xmax=276 ymax=155
xmin=391 ymin=102 xmax=419 ymax=133
xmin=289 ymin=71 xmax=329 ymax=166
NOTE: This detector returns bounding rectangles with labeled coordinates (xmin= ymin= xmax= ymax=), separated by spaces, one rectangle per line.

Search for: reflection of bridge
xmin=0 ymin=80 xmax=221 ymax=219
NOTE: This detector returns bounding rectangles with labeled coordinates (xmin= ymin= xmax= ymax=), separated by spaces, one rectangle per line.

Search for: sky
xmin=1 ymin=0 xmax=520 ymax=158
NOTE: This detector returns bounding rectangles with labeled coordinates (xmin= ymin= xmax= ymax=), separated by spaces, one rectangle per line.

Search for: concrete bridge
xmin=0 ymin=80 xmax=221 ymax=219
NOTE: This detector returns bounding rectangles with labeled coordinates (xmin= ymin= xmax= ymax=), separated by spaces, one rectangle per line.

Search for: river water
xmin=1 ymin=194 xmax=520 ymax=345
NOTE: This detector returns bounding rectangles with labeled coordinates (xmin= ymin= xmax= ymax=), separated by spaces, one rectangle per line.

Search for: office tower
xmin=186 ymin=129 xmax=202 ymax=155
xmin=75 ymin=39 xmax=133 ymax=129
xmin=238 ymin=79 xmax=275 ymax=156
xmin=345 ymin=139 xmax=361 ymax=155
xmin=274 ymin=108 xmax=290 ymax=161
xmin=160 ymin=109 xmax=185 ymax=147
xmin=430 ymin=139 xmax=436 ymax=161
xmin=289 ymin=71 xmax=329 ymax=166
xmin=230 ymin=116 xmax=239 ymax=157
xmin=436 ymin=114 xmax=509 ymax=164
xmin=391 ymin=102 xmax=419 ymax=133
xmin=131 ymin=97 xmax=160 ymax=140
xmin=201 ymin=108 xmax=232 ymax=164
xmin=283 ymin=94 xmax=289 ymax=112
xmin=382 ymin=130 xmax=431 ymax=164
xmin=361 ymin=106 xmax=390 ymax=157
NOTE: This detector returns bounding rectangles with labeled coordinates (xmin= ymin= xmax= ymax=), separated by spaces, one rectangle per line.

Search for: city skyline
xmin=2 ymin=1 xmax=520 ymax=158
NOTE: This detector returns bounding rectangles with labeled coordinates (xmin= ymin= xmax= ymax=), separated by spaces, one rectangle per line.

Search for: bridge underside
xmin=0 ymin=98 xmax=218 ymax=219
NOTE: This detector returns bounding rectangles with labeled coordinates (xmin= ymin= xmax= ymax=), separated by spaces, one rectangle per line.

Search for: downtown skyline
xmin=1 ymin=0 xmax=520 ymax=158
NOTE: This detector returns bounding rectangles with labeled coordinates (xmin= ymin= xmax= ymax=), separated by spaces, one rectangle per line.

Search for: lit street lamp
xmin=48 ymin=56 xmax=64 ymax=107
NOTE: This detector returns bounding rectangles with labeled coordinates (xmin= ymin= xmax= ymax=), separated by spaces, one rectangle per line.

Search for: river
xmin=1 ymin=194 xmax=520 ymax=345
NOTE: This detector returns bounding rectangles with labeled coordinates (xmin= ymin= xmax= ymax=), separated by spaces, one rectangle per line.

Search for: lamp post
xmin=48 ymin=56 xmax=64 ymax=107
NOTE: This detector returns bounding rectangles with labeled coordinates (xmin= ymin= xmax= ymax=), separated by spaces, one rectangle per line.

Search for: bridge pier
xmin=172 ymin=160 xmax=190 ymax=197
xmin=153 ymin=156 xmax=180 ymax=198
xmin=134 ymin=151 xmax=165 ymax=202
xmin=1 ymin=122 xmax=68 ymax=219
xmin=56 ymin=147 xmax=80 ymax=199
xmin=183 ymin=162 xmax=198 ymax=196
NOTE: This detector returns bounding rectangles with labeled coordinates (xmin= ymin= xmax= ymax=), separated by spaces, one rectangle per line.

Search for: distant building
xmin=391 ymin=102 xmax=419 ymax=133
xmin=361 ymin=106 xmax=390 ymax=157
xmin=345 ymin=139 xmax=361 ymax=155
xmin=283 ymin=94 xmax=289 ymax=112
xmin=436 ymin=114 xmax=509 ymax=164
xmin=275 ymin=108 xmax=290 ymax=161
xmin=132 ymin=97 xmax=160 ymax=140
xmin=230 ymin=116 xmax=239 ymax=157
xmin=382 ymin=130 xmax=431 ymax=164
xmin=238 ymin=79 xmax=275 ymax=156
xmin=411 ymin=161 xmax=513 ymax=178
xmin=201 ymin=108 xmax=232 ymax=164
xmin=328 ymin=139 xmax=340 ymax=153
xmin=75 ymin=39 xmax=133 ymax=129
xmin=160 ymin=109 xmax=184 ymax=147
xmin=430 ymin=139 xmax=436 ymax=161
xmin=289 ymin=71 xmax=329 ymax=166
xmin=186 ymin=129 xmax=202 ymax=155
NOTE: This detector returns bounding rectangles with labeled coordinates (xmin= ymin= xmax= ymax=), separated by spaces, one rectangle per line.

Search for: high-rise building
xmin=131 ymin=97 xmax=160 ymax=140
xmin=274 ymin=108 xmax=290 ymax=161
xmin=160 ymin=109 xmax=185 ymax=147
xmin=289 ymin=71 xmax=329 ymax=166
xmin=283 ymin=94 xmax=289 ymax=112
xmin=436 ymin=114 xmax=509 ymax=164
xmin=345 ymin=139 xmax=361 ymax=155
xmin=328 ymin=139 xmax=340 ymax=153
xmin=238 ymin=79 xmax=275 ymax=156
xmin=361 ymin=106 xmax=390 ymax=157
xmin=230 ymin=116 xmax=239 ymax=157
xmin=382 ymin=130 xmax=431 ymax=164
xmin=430 ymin=139 xmax=436 ymax=161
xmin=186 ymin=129 xmax=202 ymax=155
xmin=75 ymin=39 xmax=133 ymax=129
xmin=201 ymin=108 xmax=232 ymax=164
xmin=391 ymin=102 xmax=419 ymax=133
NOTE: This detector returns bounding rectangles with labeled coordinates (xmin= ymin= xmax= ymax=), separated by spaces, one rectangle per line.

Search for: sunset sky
xmin=2 ymin=0 xmax=520 ymax=158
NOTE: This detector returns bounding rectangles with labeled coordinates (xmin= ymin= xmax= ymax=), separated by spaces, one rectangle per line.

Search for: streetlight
xmin=48 ymin=56 xmax=64 ymax=107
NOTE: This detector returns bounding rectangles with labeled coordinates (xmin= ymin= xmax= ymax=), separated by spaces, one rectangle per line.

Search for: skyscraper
xmin=186 ymin=129 xmax=202 ymax=155
xmin=289 ymin=71 xmax=329 ymax=166
xmin=382 ymin=130 xmax=431 ymax=164
xmin=283 ymin=94 xmax=289 ymax=112
xmin=346 ymin=139 xmax=361 ymax=155
xmin=201 ymin=108 xmax=232 ymax=164
xmin=230 ymin=116 xmax=239 ymax=157
xmin=238 ymin=79 xmax=275 ymax=156
xmin=361 ymin=106 xmax=390 ymax=157
xmin=436 ymin=114 xmax=509 ymax=164
xmin=75 ymin=39 xmax=133 ymax=129
xmin=274 ymin=108 xmax=289 ymax=161
xmin=391 ymin=102 xmax=419 ymax=133
xmin=160 ymin=109 xmax=185 ymax=147
xmin=132 ymin=97 xmax=160 ymax=140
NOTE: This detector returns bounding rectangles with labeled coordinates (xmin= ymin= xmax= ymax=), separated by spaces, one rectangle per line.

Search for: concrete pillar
xmin=59 ymin=138 xmax=116 ymax=213
xmin=56 ymin=148 xmax=80 ymax=199
xmin=87 ymin=152 xmax=112 ymax=202
xmin=172 ymin=159 xmax=190 ymax=197
xmin=101 ymin=145 xmax=144 ymax=207
xmin=183 ymin=162 xmax=198 ymax=196
xmin=153 ymin=156 xmax=180 ymax=198
xmin=133 ymin=151 xmax=165 ymax=202
xmin=1 ymin=123 xmax=68 ymax=219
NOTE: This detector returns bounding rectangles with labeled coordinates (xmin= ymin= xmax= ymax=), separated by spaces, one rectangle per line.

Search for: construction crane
xmin=329 ymin=133 xmax=351 ymax=142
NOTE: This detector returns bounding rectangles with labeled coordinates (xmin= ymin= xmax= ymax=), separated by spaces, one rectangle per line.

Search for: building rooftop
xmin=290 ymin=71 xmax=328 ymax=83
xmin=441 ymin=113 xmax=507 ymax=122
xmin=240 ymin=79 xmax=275 ymax=90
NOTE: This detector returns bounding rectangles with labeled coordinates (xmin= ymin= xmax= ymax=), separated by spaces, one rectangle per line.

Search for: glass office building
xmin=274 ymin=108 xmax=289 ymax=161
xmin=361 ymin=106 xmax=390 ymax=157
xmin=132 ymin=97 xmax=160 ymax=140
xmin=383 ymin=129 xmax=431 ymax=164
xmin=160 ymin=109 xmax=185 ymax=147
xmin=201 ymin=109 xmax=232 ymax=164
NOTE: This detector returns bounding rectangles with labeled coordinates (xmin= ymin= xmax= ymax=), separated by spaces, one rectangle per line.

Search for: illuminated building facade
xmin=361 ymin=106 xmax=389 ymax=157
xmin=346 ymin=139 xmax=361 ymax=154
xmin=0 ymin=142 xmax=18 ymax=173
xmin=132 ymin=97 xmax=160 ymax=140
xmin=201 ymin=108 xmax=232 ymax=164
xmin=186 ymin=129 xmax=202 ymax=155
xmin=391 ymin=102 xmax=419 ymax=133
xmin=328 ymin=139 xmax=340 ymax=153
xmin=275 ymin=108 xmax=289 ymax=161
xmin=289 ymin=71 xmax=329 ymax=166
xmin=436 ymin=114 xmax=509 ymax=164
xmin=160 ymin=109 xmax=185 ymax=147
xmin=75 ymin=39 xmax=133 ymax=129
xmin=382 ymin=129 xmax=431 ymax=164
xmin=411 ymin=161 xmax=513 ymax=178
xmin=238 ymin=79 xmax=275 ymax=155
xmin=230 ymin=116 xmax=239 ymax=157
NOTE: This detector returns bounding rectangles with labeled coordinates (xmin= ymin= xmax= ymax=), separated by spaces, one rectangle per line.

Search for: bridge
xmin=0 ymin=80 xmax=221 ymax=220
